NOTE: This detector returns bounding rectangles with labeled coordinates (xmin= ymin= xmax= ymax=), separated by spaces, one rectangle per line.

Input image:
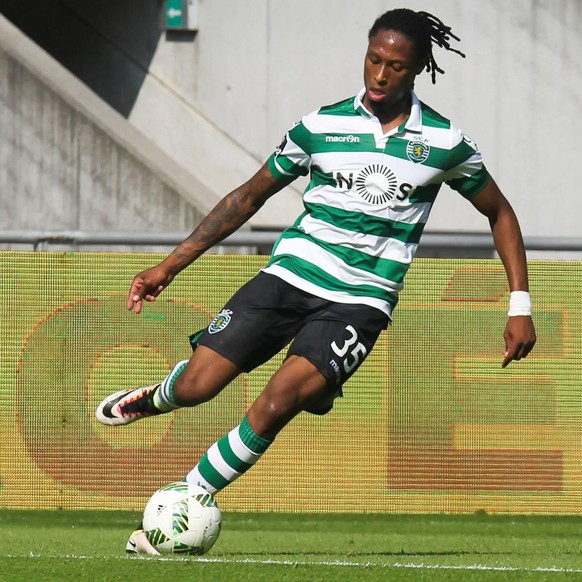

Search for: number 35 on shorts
xmin=331 ymin=325 xmax=368 ymax=374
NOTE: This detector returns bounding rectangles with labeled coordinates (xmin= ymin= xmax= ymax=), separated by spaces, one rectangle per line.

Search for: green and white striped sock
xmin=184 ymin=417 xmax=272 ymax=494
xmin=152 ymin=360 xmax=189 ymax=412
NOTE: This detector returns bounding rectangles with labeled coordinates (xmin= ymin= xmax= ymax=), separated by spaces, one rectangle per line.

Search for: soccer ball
xmin=142 ymin=482 xmax=221 ymax=555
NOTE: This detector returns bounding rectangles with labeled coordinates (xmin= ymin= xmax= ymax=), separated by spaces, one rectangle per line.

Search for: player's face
xmin=363 ymin=29 xmax=425 ymax=113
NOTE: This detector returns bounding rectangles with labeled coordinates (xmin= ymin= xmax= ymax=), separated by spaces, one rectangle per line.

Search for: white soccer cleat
xmin=96 ymin=385 xmax=163 ymax=426
xmin=126 ymin=529 xmax=160 ymax=555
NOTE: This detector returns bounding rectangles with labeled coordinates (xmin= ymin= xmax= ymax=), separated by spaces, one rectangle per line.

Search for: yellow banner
xmin=0 ymin=252 xmax=579 ymax=513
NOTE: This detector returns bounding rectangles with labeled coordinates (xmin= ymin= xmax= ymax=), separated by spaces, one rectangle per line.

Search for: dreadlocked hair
xmin=368 ymin=8 xmax=465 ymax=84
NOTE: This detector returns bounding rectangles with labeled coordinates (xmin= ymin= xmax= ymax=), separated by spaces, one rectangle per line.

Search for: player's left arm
xmin=469 ymin=177 xmax=537 ymax=367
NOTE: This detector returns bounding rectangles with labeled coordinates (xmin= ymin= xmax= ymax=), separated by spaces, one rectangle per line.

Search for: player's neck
xmin=368 ymin=94 xmax=411 ymax=134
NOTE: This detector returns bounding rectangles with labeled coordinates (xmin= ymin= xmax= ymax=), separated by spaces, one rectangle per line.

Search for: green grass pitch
xmin=2 ymin=511 xmax=582 ymax=581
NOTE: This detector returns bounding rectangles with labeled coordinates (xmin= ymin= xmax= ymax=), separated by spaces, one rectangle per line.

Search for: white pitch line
xmin=195 ymin=557 xmax=582 ymax=573
xmin=392 ymin=562 xmax=582 ymax=574
xmin=7 ymin=554 xmax=582 ymax=574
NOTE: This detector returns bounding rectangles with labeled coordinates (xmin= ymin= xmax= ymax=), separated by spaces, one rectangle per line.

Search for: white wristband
xmin=508 ymin=291 xmax=532 ymax=316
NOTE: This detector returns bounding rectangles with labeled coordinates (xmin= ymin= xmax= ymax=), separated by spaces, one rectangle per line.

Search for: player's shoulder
xmin=317 ymin=95 xmax=359 ymax=117
xmin=297 ymin=96 xmax=358 ymax=132
xmin=418 ymin=100 xmax=453 ymax=130
xmin=419 ymin=100 xmax=468 ymax=148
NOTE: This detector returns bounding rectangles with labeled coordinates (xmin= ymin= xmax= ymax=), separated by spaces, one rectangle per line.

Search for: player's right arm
xmin=128 ymin=162 xmax=290 ymax=313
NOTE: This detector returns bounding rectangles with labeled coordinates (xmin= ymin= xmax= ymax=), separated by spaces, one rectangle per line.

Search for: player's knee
xmin=262 ymin=384 xmax=333 ymax=419
xmin=263 ymin=390 xmax=298 ymax=418
xmin=254 ymin=384 xmax=301 ymax=422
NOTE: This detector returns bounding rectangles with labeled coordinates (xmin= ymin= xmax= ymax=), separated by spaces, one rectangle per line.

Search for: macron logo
xmin=326 ymin=135 xmax=360 ymax=143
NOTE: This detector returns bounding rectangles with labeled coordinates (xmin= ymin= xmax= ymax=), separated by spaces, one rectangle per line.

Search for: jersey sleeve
xmin=267 ymin=115 xmax=313 ymax=181
xmin=443 ymin=126 xmax=490 ymax=198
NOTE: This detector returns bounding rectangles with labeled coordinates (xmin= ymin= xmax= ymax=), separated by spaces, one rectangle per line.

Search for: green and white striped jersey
xmin=263 ymin=89 xmax=489 ymax=318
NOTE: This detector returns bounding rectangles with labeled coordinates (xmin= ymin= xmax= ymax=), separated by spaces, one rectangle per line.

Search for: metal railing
xmin=0 ymin=230 xmax=277 ymax=251
xmin=1 ymin=229 xmax=582 ymax=253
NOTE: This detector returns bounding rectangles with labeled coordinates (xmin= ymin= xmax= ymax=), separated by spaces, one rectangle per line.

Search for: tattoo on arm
xmin=166 ymin=164 xmax=285 ymax=271
xmin=170 ymin=187 xmax=263 ymax=265
xmin=196 ymin=188 xmax=255 ymax=244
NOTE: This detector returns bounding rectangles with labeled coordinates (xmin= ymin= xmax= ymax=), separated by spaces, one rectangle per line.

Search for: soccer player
xmin=97 ymin=8 xmax=536 ymax=553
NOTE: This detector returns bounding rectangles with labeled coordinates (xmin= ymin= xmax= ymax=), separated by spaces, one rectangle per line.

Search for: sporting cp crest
xmin=208 ymin=309 xmax=233 ymax=334
xmin=406 ymin=139 xmax=430 ymax=163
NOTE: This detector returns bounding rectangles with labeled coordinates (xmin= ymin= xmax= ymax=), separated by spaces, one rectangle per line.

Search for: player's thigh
xmin=288 ymin=303 xmax=388 ymax=392
xmin=264 ymin=354 xmax=329 ymax=407
xmin=195 ymin=272 xmax=306 ymax=372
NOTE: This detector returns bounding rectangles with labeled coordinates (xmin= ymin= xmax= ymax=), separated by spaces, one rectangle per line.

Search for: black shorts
xmin=191 ymin=272 xmax=388 ymax=395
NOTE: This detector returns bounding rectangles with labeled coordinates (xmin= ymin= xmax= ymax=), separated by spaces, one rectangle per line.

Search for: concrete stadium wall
xmin=0 ymin=14 xmax=213 ymax=252
xmin=1 ymin=1 xmax=581 ymax=241
xmin=0 ymin=0 xmax=304 ymax=233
